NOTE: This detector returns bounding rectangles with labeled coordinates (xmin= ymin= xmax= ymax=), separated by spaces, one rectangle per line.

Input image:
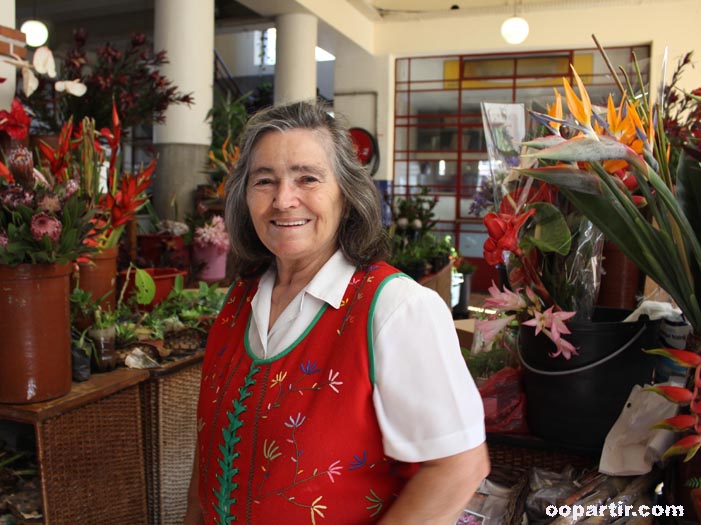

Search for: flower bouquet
xmin=517 ymin=38 xmax=701 ymax=458
xmin=477 ymin=101 xmax=605 ymax=360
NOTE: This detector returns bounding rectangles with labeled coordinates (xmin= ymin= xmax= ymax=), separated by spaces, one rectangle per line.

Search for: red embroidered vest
xmin=196 ymin=262 xmax=417 ymax=525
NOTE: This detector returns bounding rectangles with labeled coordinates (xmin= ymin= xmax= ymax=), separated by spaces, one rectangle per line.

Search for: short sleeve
xmin=371 ymin=276 xmax=486 ymax=462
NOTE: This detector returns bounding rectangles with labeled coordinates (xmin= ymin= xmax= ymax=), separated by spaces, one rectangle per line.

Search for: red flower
xmin=483 ymin=208 xmax=537 ymax=265
xmin=0 ymin=99 xmax=31 ymax=141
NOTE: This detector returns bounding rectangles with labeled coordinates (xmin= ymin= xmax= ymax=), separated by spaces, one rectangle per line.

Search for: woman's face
xmin=246 ymin=128 xmax=345 ymax=269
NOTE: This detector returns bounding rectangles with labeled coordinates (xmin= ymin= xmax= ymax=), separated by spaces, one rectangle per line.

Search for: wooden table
xmin=0 ymin=368 xmax=150 ymax=525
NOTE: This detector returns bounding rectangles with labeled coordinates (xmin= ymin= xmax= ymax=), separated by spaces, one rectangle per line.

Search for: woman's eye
xmin=252 ymin=178 xmax=273 ymax=186
xmin=300 ymin=176 xmax=319 ymax=184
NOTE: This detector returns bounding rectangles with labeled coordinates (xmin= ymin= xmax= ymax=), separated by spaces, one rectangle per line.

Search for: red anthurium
xmin=663 ymin=434 xmax=701 ymax=462
xmin=644 ymin=385 xmax=694 ymax=404
xmin=652 ymin=414 xmax=696 ymax=432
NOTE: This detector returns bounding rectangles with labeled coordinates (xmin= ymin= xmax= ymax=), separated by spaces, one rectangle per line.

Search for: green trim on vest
xmin=214 ymin=364 xmax=260 ymax=525
xmin=366 ymin=272 xmax=407 ymax=385
xmin=243 ymin=304 xmax=329 ymax=364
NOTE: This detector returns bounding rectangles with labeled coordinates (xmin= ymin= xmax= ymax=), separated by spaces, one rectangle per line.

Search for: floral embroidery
xmin=337 ymin=267 xmax=375 ymax=335
xmin=300 ymin=360 xmax=321 ymax=375
xmin=327 ymin=370 xmax=342 ymax=393
xmin=365 ymin=489 xmax=385 ymax=518
xmin=255 ymin=412 xmax=343 ymax=523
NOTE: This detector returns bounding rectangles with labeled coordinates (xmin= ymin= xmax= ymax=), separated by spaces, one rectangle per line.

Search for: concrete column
xmin=0 ymin=0 xmax=17 ymax=110
xmin=152 ymin=0 xmax=214 ymax=221
xmin=274 ymin=13 xmax=317 ymax=105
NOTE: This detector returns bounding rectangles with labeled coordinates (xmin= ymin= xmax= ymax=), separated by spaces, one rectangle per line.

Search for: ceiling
xmin=13 ymin=0 xmax=685 ymax=49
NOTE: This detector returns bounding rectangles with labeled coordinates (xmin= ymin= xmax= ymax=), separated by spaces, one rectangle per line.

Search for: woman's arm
xmin=378 ymin=442 xmax=490 ymax=525
xmin=184 ymin=448 xmax=204 ymax=525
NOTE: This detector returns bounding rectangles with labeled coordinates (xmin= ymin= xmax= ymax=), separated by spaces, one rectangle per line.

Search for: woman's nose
xmin=273 ymin=179 xmax=299 ymax=209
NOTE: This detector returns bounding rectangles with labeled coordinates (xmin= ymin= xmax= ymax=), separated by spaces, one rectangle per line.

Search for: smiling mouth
xmin=272 ymin=220 xmax=309 ymax=227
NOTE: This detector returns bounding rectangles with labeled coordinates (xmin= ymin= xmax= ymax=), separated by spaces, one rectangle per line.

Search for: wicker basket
xmin=0 ymin=369 xmax=151 ymax=525
xmin=141 ymin=352 xmax=203 ymax=525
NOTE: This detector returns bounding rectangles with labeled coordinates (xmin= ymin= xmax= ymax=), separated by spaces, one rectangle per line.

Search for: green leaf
xmin=134 ymin=268 xmax=156 ymax=305
xmin=521 ymin=202 xmax=572 ymax=256
xmin=677 ymin=150 xmax=701 ymax=294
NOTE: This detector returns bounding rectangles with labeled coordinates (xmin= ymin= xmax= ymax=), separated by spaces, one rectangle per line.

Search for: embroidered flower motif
xmin=262 ymin=439 xmax=282 ymax=461
xmin=348 ymin=451 xmax=368 ymax=470
xmin=284 ymin=412 xmax=307 ymax=429
xmin=326 ymin=460 xmax=342 ymax=483
xmin=300 ymin=360 xmax=321 ymax=375
xmin=327 ymin=369 xmax=342 ymax=393
xmin=271 ymin=371 xmax=288 ymax=388
xmin=365 ymin=489 xmax=384 ymax=518
xmin=310 ymin=496 xmax=327 ymax=525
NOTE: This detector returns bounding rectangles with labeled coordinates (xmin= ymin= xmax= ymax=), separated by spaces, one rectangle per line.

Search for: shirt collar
xmin=258 ymin=249 xmax=356 ymax=311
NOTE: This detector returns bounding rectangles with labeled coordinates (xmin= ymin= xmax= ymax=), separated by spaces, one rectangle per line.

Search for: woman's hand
xmin=378 ymin=442 xmax=490 ymax=525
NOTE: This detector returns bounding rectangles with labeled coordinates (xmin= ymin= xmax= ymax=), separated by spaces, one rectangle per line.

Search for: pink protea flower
xmin=0 ymin=230 xmax=8 ymax=248
xmin=37 ymin=193 xmax=62 ymax=213
xmin=30 ymin=212 xmax=62 ymax=243
xmin=0 ymin=184 xmax=34 ymax=209
xmin=63 ymin=179 xmax=79 ymax=199
xmin=6 ymin=142 xmax=35 ymax=190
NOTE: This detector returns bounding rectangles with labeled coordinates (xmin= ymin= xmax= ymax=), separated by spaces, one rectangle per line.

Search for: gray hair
xmin=224 ymin=100 xmax=389 ymax=277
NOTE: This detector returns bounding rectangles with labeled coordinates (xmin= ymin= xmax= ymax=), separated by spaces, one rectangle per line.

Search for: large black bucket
xmin=519 ymin=307 xmax=660 ymax=450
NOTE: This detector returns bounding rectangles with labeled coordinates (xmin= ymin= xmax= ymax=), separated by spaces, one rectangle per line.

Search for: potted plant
xmin=21 ymin=30 xmax=193 ymax=133
xmin=0 ymin=100 xmax=100 ymax=403
xmin=190 ymin=214 xmax=230 ymax=283
xmin=87 ymin=306 xmax=119 ymax=373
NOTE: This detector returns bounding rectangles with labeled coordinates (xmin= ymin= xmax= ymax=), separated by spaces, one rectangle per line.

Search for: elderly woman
xmin=185 ymin=101 xmax=488 ymax=525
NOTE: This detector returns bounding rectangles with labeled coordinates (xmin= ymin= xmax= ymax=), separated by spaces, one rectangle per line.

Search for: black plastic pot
xmin=519 ymin=307 xmax=660 ymax=451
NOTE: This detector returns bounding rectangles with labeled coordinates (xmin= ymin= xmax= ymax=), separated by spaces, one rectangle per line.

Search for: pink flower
xmin=194 ymin=215 xmax=230 ymax=251
xmin=30 ymin=213 xmax=62 ymax=243
xmin=548 ymin=331 xmax=578 ymax=359
xmin=64 ymin=179 xmax=79 ymax=199
xmin=484 ymin=281 xmax=526 ymax=312
xmin=523 ymin=307 xmax=578 ymax=359
xmin=1 ymin=185 xmax=34 ymax=209
xmin=476 ymin=314 xmax=516 ymax=342
xmin=37 ymin=194 xmax=61 ymax=213
xmin=522 ymin=306 xmax=575 ymax=338
xmin=0 ymin=230 xmax=8 ymax=248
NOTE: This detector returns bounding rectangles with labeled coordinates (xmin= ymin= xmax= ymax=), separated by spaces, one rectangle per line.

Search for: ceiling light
xmin=500 ymin=15 xmax=529 ymax=45
xmin=21 ymin=19 xmax=48 ymax=47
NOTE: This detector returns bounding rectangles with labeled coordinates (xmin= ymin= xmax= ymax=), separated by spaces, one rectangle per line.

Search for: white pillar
xmin=153 ymin=0 xmax=213 ymax=146
xmin=274 ymin=13 xmax=317 ymax=105
xmin=151 ymin=0 xmax=214 ymax=220
xmin=0 ymin=0 xmax=17 ymax=110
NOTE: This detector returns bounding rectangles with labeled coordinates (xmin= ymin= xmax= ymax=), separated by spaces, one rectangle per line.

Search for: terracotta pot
xmin=0 ymin=263 xmax=72 ymax=404
xmin=72 ymin=247 xmax=118 ymax=330
xmin=192 ymin=244 xmax=228 ymax=283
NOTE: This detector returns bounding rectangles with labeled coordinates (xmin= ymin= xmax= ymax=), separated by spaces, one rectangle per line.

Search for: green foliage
xmin=206 ymin=91 xmax=249 ymax=153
